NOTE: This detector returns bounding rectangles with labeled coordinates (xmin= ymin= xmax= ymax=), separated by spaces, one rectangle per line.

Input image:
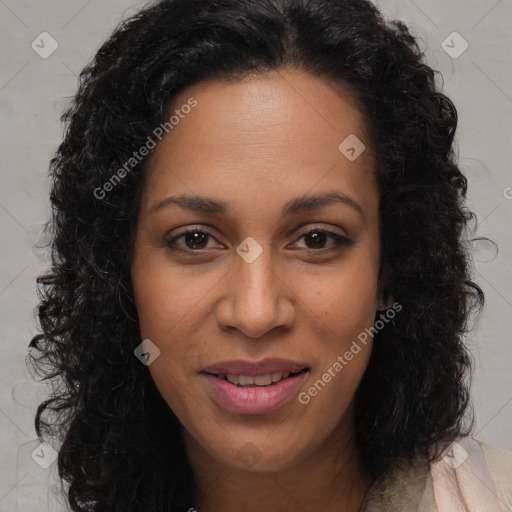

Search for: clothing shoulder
xmin=361 ymin=437 xmax=512 ymax=512
xmin=430 ymin=436 xmax=512 ymax=512
xmin=477 ymin=439 xmax=512 ymax=511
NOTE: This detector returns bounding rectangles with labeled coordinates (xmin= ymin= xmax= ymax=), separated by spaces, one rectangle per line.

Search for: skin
xmin=131 ymin=66 xmax=393 ymax=512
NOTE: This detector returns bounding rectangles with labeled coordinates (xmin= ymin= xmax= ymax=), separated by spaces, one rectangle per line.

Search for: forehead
xmin=141 ymin=67 xmax=378 ymax=216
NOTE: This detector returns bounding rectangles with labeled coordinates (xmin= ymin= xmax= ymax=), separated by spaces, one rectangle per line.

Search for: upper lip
xmin=201 ymin=358 xmax=309 ymax=377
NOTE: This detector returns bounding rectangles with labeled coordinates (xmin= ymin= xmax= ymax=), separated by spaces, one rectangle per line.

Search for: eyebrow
xmin=149 ymin=191 xmax=365 ymax=220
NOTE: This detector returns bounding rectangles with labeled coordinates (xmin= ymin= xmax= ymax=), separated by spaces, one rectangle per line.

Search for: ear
xmin=376 ymin=263 xmax=394 ymax=311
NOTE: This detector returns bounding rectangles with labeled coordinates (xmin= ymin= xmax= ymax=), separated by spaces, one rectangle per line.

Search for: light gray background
xmin=1 ymin=0 xmax=511 ymax=510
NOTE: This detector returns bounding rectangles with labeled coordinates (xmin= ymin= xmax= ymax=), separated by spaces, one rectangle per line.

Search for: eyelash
xmin=164 ymin=226 xmax=352 ymax=255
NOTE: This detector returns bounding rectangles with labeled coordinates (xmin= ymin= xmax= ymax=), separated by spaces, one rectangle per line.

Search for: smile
xmin=219 ymin=370 xmax=302 ymax=387
xmin=201 ymin=368 xmax=309 ymax=414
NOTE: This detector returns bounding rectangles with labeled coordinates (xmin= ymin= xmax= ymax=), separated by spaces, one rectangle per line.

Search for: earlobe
xmin=376 ymin=263 xmax=394 ymax=310
xmin=376 ymin=293 xmax=394 ymax=311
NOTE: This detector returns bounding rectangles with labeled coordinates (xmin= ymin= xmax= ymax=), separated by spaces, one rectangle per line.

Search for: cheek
xmin=131 ymin=257 xmax=219 ymax=395
xmin=302 ymin=255 xmax=379 ymax=332
xmin=131 ymin=263 xmax=206 ymax=416
xmin=131 ymin=254 xmax=209 ymax=339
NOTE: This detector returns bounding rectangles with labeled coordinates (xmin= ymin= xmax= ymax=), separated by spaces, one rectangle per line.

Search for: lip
xmin=201 ymin=358 xmax=309 ymax=377
xmin=201 ymin=368 xmax=309 ymax=414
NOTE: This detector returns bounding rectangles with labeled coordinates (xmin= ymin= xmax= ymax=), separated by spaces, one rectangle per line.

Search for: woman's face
xmin=131 ymin=67 xmax=387 ymax=472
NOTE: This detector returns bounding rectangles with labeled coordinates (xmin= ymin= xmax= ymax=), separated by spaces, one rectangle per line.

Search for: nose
xmin=214 ymin=247 xmax=296 ymax=339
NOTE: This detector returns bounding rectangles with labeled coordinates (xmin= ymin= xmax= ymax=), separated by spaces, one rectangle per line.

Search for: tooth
xmin=226 ymin=374 xmax=238 ymax=385
xmin=254 ymin=374 xmax=273 ymax=386
xmin=272 ymin=372 xmax=284 ymax=382
xmin=238 ymin=375 xmax=255 ymax=386
xmin=223 ymin=371 xmax=296 ymax=387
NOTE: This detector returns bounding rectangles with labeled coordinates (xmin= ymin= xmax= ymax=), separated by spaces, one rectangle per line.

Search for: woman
xmin=28 ymin=0 xmax=512 ymax=511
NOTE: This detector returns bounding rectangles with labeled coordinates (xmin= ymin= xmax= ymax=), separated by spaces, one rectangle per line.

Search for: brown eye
xmin=166 ymin=229 xmax=222 ymax=252
xmin=294 ymin=228 xmax=352 ymax=253
xmin=181 ymin=231 xmax=209 ymax=249
xmin=304 ymin=231 xmax=328 ymax=249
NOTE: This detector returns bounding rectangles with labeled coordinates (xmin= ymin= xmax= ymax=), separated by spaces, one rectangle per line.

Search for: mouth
xmin=203 ymin=368 xmax=309 ymax=388
xmin=200 ymin=359 xmax=310 ymax=414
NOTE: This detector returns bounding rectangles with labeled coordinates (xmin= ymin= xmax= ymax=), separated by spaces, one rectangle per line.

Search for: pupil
xmin=186 ymin=232 xmax=207 ymax=249
xmin=306 ymin=231 xmax=325 ymax=248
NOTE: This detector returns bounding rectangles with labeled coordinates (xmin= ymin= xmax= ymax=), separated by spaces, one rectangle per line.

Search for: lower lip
xmin=201 ymin=370 xmax=308 ymax=414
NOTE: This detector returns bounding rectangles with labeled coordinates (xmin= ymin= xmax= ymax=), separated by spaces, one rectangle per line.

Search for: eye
xmin=165 ymin=228 xmax=223 ymax=252
xmin=292 ymin=227 xmax=352 ymax=253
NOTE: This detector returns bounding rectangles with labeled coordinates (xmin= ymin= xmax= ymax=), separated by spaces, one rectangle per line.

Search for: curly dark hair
xmin=27 ymin=0 xmax=487 ymax=510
